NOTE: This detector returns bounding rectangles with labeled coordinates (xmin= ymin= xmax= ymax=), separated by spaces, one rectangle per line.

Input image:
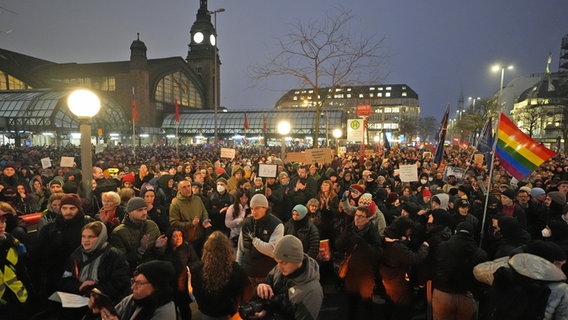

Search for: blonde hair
xmin=102 ymin=191 xmax=121 ymax=206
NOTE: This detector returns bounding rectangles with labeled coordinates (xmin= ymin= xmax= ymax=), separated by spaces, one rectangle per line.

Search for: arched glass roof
xmin=0 ymin=89 xmax=130 ymax=134
xmin=162 ymin=110 xmax=344 ymax=136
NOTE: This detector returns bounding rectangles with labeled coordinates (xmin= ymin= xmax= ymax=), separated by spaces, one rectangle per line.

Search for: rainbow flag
xmin=496 ymin=113 xmax=555 ymax=180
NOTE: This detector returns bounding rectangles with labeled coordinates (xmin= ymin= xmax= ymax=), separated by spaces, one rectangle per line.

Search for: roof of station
xmin=161 ymin=109 xmax=344 ymax=136
xmin=0 ymin=89 xmax=130 ymax=133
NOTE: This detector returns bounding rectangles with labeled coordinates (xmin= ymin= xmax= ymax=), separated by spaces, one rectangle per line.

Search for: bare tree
xmin=251 ymin=6 xmax=385 ymax=147
xmin=515 ymin=105 xmax=544 ymax=136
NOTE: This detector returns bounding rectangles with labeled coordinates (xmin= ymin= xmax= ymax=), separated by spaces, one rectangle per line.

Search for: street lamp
xmin=468 ymin=96 xmax=481 ymax=113
xmin=68 ymin=89 xmax=101 ymax=200
xmin=332 ymin=128 xmax=342 ymax=155
xmin=492 ymin=64 xmax=513 ymax=111
xmin=277 ymin=120 xmax=291 ymax=161
xmin=210 ymin=7 xmax=225 ymax=145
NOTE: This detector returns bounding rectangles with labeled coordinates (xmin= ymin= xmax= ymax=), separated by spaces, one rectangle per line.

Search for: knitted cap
xmin=530 ymin=187 xmax=546 ymax=198
xmin=358 ymin=193 xmax=374 ymax=207
xmin=422 ymin=188 xmax=432 ymax=197
xmin=126 ymin=197 xmax=148 ymax=212
xmin=135 ymin=261 xmax=175 ymax=290
xmin=216 ymin=177 xmax=228 ymax=185
xmin=250 ymin=194 xmax=269 ymax=208
xmin=548 ymin=191 xmax=566 ymax=206
xmin=273 ymin=235 xmax=304 ymax=263
xmin=60 ymin=194 xmax=82 ymax=210
xmin=121 ymin=173 xmax=135 ymax=185
xmin=349 ymin=184 xmax=364 ymax=195
xmin=292 ymin=204 xmax=308 ymax=219
xmin=501 ymin=188 xmax=517 ymax=200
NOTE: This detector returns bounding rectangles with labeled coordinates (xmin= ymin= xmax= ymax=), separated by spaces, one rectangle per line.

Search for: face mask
xmin=541 ymin=228 xmax=552 ymax=238
xmin=420 ymin=179 xmax=428 ymax=185
xmin=217 ymin=185 xmax=225 ymax=193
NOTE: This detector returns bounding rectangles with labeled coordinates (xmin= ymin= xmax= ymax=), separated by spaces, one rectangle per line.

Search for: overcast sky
xmin=2 ymin=0 xmax=568 ymax=120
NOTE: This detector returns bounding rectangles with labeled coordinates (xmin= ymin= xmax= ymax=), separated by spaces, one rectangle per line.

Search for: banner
xmin=304 ymin=148 xmax=333 ymax=164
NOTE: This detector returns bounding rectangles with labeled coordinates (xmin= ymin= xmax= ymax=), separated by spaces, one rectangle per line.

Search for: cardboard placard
xmin=474 ymin=153 xmax=484 ymax=164
xmin=304 ymin=148 xmax=333 ymax=164
xmin=258 ymin=163 xmax=277 ymax=178
xmin=399 ymin=164 xmax=418 ymax=182
xmin=41 ymin=157 xmax=52 ymax=169
xmin=60 ymin=156 xmax=75 ymax=168
xmin=286 ymin=152 xmax=306 ymax=163
xmin=220 ymin=148 xmax=236 ymax=159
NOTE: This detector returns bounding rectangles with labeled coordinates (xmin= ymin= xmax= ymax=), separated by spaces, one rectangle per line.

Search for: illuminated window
xmin=386 ymin=92 xmax=391 ymax=97
xmin=155 ymin=71 xmax=203 ymax=110
xmin=378 ymin=87 xmax=383 ymax=90
xmin=370 ymin=87 xmax=375 ymax=91
xmin=359 ymin=94 xmax=364 ymax=98
xmin=1 ymin=72 xmax=32 ymax=90
xmin=402 ymin=92 xmax=407 ymax=97
xmin=347 ymin=94 xmax=351 ymax=98
xmin=377 ymin=93 xmax=382 ymax=97
xmin=386 ymin=87 xmax=392 ymax=90
xmin=370 ymin=93 xmax=374 ymax=97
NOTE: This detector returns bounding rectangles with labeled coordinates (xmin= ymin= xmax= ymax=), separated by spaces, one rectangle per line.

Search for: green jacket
xmin=169 ymin=192 xmax=209 ymax=230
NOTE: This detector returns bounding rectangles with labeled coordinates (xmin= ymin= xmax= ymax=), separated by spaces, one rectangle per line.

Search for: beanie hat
xmin=292 ymin=204 xmax=308 ymax=219
xmin=456 ymin=221 xmax=474 ymax=235
xmin=386 ymin=192 xmax=399 ymax=204
xmin=358 ymin=193 xmax=374 ymax=207
xmin=519 ymin=186 xmax=532 ymax=194
xmin=216 ymin=177 xmax=228 ymax=185
xmin=135 ymin=260 xmax=175 ymax=290
xmin=127 ymin=197 xmax=148 ymax=212
xmin=139 ymin=183 xmax=155 ymax=197
xmin=191 ymin=181 xmax=203 ymax=188
xmin=60 ymin=194 xmax=82 ymax=210
xmin=349 ymin=184 xmax=365 ymax=195
xmin=121 ymin=173 xmax=135 ymax=185
xmin=422 ymin=188 xmax=432 ymax=197
xmin=530 ymin=187 xmax=546 ymax=198
xmin=273 ymin=235 xmax=304 ymax=263
xmin=48 ymin=179 xmax=63 ymax=188
xmin=456 ymin=199 xmax=470 ymax=207
xmin=548 ymin=191 xmax=566 ymax=206
xmin=501 ymin=188 xmax=517 ymax=200
xmin=250 ymin=194 xmax=269 ymax=208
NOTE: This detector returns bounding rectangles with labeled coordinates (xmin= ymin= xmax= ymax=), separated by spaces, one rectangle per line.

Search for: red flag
xmin=175 ymin=99 xmax=180 ymax=123
xmin=244 ymin=113 xmax=249 ymax=130
xmin=263 ymin=114 xmax=267 ymax=131
xmin=131 ymin=88 xmax=139 ymax=121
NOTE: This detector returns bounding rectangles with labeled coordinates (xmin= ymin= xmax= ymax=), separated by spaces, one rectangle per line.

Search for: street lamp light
xmin=332 ymin=128 xmax=342 ymax=155
xmin=468 ymin=96 xmax=481 ymax=113
xmin=277 ymin=120 xmax=291 ymax=161
xmin=68 ymin=89 xmax=101 ymax=200
xmin=210 ymin=7 xmax=225 ymax=145
xmin=492 ymin=64 xmax=513 ymax=111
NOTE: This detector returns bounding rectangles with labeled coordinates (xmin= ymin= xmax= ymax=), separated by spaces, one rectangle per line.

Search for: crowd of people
xmin=0 ymin=143 xmax=568 ymax=320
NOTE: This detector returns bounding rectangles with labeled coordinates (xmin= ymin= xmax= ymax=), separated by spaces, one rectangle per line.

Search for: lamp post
xmin=492 ymin=64 xmax=513 ymax=111
xmin=468 ymin=96 xmax=481 ymax=113
xmin=68 ymin=89 xmax=101 ymax=200
xmin=277 ymin=120 xmax=291 ymax=161
xmin=332 ymin=128 xmax=342 ymax=155
xmin=210 ymin=7 xmax=225 ymax=145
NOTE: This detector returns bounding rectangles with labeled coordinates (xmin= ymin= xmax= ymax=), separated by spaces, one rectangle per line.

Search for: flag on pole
xmin=175 ymin=98 xmax=180 ymax=123
xmin=244 ymin=113 xmax=249 ymax=130
xmin=382 ymin=131 xmax=391 ymax=150
xmin=477 ymin=117 xmax=493 ymax=154
xmin=434 ymin=104 xmax=450 ymax=166
xmin=131 ymin=87 xmax=139 ymax=121
xmin=495 ymin=113 xmax=556 ymax=180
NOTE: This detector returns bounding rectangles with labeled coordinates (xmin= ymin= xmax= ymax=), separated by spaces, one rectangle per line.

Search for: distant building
xmin=275 ymin=84 xmax=420 ymax=142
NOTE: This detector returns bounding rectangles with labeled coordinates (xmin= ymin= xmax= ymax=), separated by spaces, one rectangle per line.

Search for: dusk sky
xmin=2 ymin=0 xmax=568 ymax=121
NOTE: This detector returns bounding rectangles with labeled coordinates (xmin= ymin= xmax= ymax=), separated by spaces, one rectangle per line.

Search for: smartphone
xmin=91 ymin=288 xmax=118 ymax=316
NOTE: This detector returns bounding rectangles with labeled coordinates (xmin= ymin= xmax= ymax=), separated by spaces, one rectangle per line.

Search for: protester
xmin=284 ymin=204 xmax=320 ymax=259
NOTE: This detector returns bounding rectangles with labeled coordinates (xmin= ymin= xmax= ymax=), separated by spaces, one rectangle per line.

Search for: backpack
xmin=487 ymin=265 xmax=551 ymax=320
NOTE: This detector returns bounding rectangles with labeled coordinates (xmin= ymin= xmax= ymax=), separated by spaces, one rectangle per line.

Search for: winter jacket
xmin=284 ymin=216 xmax=320 ymax=259
xmin=169 ymin=192 xmax=209 ymax=239
xmin=264 ymin=255 xmax=324 ymax=320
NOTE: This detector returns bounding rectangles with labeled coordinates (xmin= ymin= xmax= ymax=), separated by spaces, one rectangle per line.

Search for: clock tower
xmin=187 ymin=0 xmax=220 ymax=110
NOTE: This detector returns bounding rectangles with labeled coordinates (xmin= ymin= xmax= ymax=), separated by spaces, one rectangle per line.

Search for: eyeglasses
xmin=131 ymin=278 xmax=151 ymax=287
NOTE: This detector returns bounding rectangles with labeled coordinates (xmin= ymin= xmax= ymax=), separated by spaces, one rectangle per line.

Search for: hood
xmin=288 ymin=255 xmax=320 ymax=285
xmin=433 ymin=193 xmax=449 ymax=210
xmin=509 ymin=253 xmax=566 ymax=282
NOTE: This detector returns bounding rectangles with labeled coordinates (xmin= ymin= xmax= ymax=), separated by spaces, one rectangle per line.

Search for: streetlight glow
xmin=492 ymin=63 xmax=514 ymax=111
xmin=68 ymin=89 xmax=101 ymax=118
xmin=68 ymin=89 xmax=101 ymax=200
xmin=277 ymin=120 xmax=291 ymax=135
xmin=332 ymin=128 xmax=342 ymax=139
